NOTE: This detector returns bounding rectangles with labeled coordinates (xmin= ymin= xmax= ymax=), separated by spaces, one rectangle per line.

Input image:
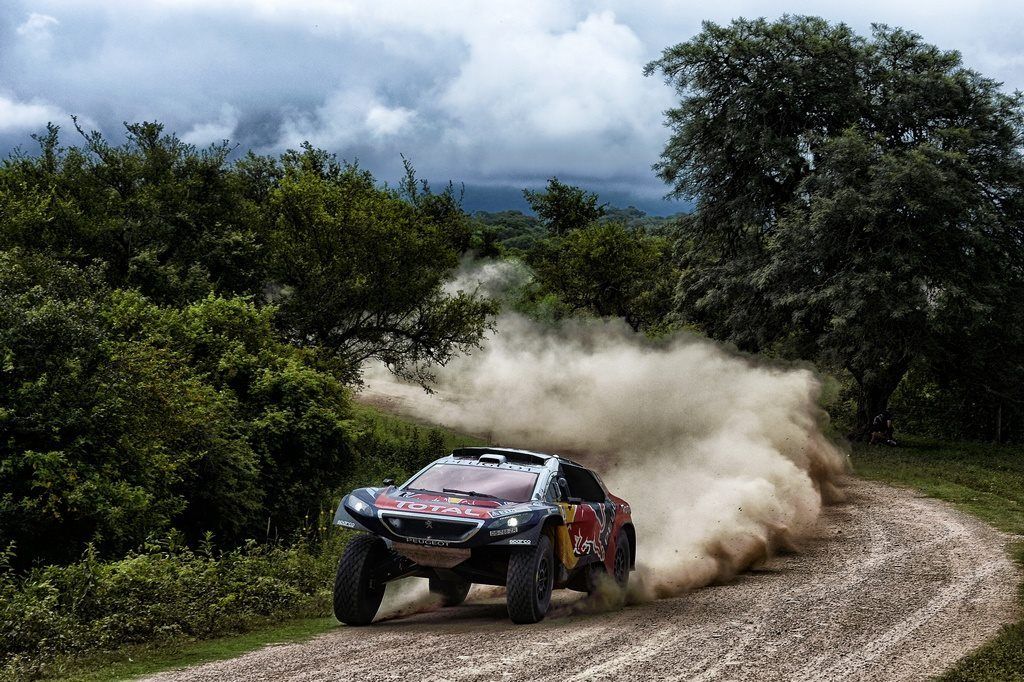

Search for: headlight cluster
xmin=346 ymin=497 xmax=370 ymax=515
xmin=503 ymin=512 xmax=534 ymax=528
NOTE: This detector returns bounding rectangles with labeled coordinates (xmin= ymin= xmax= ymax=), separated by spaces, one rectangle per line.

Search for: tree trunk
xmin=849 ymin=363 xmax=909 ymax=441
xmin=995 ymin=404 xmax=1003 ymax=444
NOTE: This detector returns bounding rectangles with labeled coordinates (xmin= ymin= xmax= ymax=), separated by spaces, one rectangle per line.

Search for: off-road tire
xmin=333 ymin=534 xmax=388 ymax=626
xmin=612 ymin=530 xmax=630 ymax=589
xmin=506 ymin=535 xmax=554 ymax=624
xmin=429 ymin=578 xmax=472 ymax=607
xmin=582 ymin=530 xmax=631 ymax=594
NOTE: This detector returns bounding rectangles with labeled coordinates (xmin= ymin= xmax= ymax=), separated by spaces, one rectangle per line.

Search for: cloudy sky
xmin=1 ymin=1 xmax=1022 ymax=213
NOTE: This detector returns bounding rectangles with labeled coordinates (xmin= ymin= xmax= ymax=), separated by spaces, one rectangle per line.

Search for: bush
xmin=0 ymin=533 xmax=345 ymax=680
xmin=0 ymin=255 xmax=357 ymax=566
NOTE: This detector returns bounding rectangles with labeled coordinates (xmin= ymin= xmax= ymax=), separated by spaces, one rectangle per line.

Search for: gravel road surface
xmin=146 ymin=479 xmax=1019 ymax=681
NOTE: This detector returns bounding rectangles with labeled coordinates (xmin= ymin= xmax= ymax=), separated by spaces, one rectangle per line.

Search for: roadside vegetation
xmin=1 ymin=536 xmax=341 ymax=680
xmin=855 ymin=440 xmax=1024 ymax=681
xmin=53 ymin=618 xmax=338 ymax=682
xmin=0 ymin=405 xmax=479 ymax=680
xmin=1 ymin=12 xmax=1023 ymax=682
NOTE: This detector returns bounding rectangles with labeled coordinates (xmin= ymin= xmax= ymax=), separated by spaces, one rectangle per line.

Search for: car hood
xmin=374 ymin=488 xmax=524 ymax=519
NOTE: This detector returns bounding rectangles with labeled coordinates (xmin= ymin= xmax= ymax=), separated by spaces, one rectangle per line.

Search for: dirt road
xmin=147 ymin=479 xmax=1019 ymax=681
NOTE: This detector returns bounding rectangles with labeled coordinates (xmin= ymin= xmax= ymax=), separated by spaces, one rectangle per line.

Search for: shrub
xmin=0 ymin=533 xmax=345 ymax=680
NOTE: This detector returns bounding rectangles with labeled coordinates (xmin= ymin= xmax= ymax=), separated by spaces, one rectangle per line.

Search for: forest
xmin=1 ymin=15 xmax=1023 ymax=679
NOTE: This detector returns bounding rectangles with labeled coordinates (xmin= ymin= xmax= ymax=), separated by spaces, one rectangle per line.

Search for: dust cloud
xmin=363 ymin=265 xmax=849 ymax=601
xmin=374 ymin=579 xmax=442 ymax=622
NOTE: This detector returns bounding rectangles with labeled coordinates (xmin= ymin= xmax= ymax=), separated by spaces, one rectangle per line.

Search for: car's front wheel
xmin=429 ymin=578 xmax=471 ymax=607
xmin=333 ymin=534 xmax=388 ymax=626
xmin=506 ymin=535 xmax=554 ymax=624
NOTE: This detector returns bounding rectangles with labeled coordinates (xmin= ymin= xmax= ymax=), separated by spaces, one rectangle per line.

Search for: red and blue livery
xmin=332 ymin=447 xmax=635 ymax=624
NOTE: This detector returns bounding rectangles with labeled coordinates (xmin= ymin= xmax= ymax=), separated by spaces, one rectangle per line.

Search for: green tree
xmin=0 ymin=122 xmax=263 ymax=303
xmin=0 ymin=128 xmax=496 ymax=388
xmin=527 ymin=222 xmax=677 ymax=332
xmin=0 ymin=121 xmax=505 ymax=572
xmin=0 ymin=249 xmax=362 ymax=565
xmin=647 ymin=17 xmax=1024 ymax=430
xmin=263 ymin=145 xmax=495 ymax=385
xmin=0 ymin=252 xmax=258 ymax=565
xmin=523 ymin=177 xmax=607 ymax=236
xmin=105 ymin=291 xmax=358 ymax=539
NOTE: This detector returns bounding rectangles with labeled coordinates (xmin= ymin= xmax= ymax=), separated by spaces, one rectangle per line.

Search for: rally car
xmin=332 ymin=447 xmax=635 ymax=624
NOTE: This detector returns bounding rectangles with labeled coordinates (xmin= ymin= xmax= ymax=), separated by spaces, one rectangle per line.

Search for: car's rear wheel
xmin=506 ymin=535 xmax=554 ymax=624
xmin=429 ymin=578 xmax=471 ymax=607
xmin=583 ymin=530 xmax=631 ymax=594
xmin=333 ymin=534 xmax=388 ymax=626
xmin=612 ymin=530 xmax=630 ymax=589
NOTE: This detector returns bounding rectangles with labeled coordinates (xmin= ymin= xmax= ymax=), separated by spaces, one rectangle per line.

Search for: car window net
xmin=562 ymin=465 xmax=605 ymax=502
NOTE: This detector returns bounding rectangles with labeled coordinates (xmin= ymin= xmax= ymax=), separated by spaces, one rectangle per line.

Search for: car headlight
xmin=504 ymin=512 xmax=533 ymax=528
xmin=346 ymin=497 xmax=370 ymax=515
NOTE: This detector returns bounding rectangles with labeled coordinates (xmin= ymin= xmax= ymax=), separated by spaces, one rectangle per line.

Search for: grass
xmin=853 ymin=436 xmax=1024 ymax=681
xmin=48 ymin=617 xmax=339 ymax=682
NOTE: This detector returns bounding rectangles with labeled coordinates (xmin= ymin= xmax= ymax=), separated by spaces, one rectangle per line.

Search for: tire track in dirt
xmin=145 ymin=479 xmax=1019 ymax=682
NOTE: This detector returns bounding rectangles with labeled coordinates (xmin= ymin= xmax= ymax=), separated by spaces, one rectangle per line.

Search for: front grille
xmin=381 ymin=514 xmax=479 ymax=542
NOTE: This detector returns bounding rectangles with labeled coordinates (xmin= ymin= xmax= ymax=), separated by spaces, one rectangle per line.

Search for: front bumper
xmin=333 ymin=494 xmax=546 ymax=549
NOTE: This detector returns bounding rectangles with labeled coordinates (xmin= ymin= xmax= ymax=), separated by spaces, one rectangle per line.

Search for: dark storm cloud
xmin=1 ymin=0 xmax=1021 ymax=207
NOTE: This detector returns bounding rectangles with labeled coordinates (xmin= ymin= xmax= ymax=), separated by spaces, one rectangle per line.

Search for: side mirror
xmin=558 ymin=477 xmax=570 ymax=499
xmin=383 ymin=478 xmax=395 ymax=487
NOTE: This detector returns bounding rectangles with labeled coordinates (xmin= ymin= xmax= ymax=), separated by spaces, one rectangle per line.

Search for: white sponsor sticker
xmin=490 ymin=506 xmax=529 ymax=518
xmin=407 ymin=537 xmax=452 ymax=546
xmin=395 ymin=500 xmax=486 ymax=517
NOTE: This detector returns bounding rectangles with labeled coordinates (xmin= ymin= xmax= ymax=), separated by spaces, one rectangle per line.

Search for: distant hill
xmin=472 ymin=204 xmax=685 ymax=253
xmin=456 ymin=183 xmax=693 ymax=217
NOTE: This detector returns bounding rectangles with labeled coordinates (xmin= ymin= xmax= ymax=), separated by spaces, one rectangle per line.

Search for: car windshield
xmin=406 ymin=464 xmax=538 ymax=503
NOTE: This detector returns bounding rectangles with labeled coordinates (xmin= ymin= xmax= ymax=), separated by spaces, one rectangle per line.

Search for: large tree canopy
xmin=261 ymin=146 xmax=496 ymax=385
xmin=0 ymin=124 xmax=496 ymax=566
xmin=646 ymin=16 xmax=1024 ymax=428
xmin=516 ymin=178 xmax=677 ymax=332
xmin=0 ymin=122 xmax=262 ymax=303
xmin=528 ymin=221 xmax=676 ymax=332
xmin=0 ymin=127 xmax=495 ymax=387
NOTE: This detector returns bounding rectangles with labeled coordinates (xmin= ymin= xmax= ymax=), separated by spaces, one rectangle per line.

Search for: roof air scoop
xmin=478 ymin=454 xmax=507 ymax=465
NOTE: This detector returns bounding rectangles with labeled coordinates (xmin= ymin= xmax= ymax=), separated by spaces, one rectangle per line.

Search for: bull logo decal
xmin=589 ymin=502 xmax=616 ymax=561
xmin=573 ymin=533 xmax=595 ymax=556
